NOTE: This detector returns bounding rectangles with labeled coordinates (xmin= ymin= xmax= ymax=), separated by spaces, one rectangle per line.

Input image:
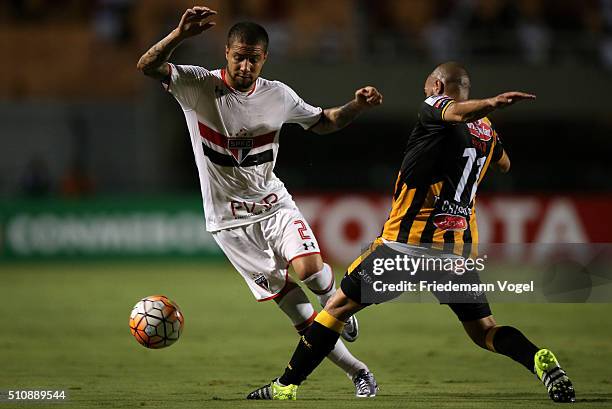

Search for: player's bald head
xmin=425 ymin=62 xmax=471 ymax=101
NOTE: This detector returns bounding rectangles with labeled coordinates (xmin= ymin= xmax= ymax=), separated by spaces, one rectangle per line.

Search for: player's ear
xmin=434 ymin=79 xmax=444 ymax=95
xmin=225 ymin=45 xmax=230 ymax=60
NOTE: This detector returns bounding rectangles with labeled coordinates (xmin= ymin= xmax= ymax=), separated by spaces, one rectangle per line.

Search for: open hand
xmin=491 ymin=92 xmax=536 ymax=108
xmin=355 ymin=86 xmax=383 ymax=108
xmin=177 ymin=6 xmax=217 ymax=38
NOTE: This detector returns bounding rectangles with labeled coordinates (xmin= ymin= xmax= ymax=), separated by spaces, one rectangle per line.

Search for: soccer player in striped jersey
xmin=137 ymin=6 xmax=384 ymax=397
xmin=247 ymin=62 xmax=575 ymax=402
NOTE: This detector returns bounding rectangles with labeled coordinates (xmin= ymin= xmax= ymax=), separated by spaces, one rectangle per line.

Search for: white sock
xmin=302 ymin=263 xmax=336 ymax=307
xmin=276 ymin=286 xmax=367 ymax=378
xmin=327 ymin=338 xmax=369 ymax=379
xmin=276 ymin=285 xmax=316 ymax=329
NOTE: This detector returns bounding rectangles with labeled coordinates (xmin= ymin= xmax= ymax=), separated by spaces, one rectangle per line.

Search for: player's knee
xmin=292 ymin=254 xmax=324 ymax=280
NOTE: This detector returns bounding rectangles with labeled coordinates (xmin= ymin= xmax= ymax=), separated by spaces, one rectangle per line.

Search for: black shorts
xmin=340 ymin=240 xmax=492 ymax=322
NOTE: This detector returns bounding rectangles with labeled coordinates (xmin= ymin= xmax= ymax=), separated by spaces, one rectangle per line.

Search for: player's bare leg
xmin=273 ymin=279 xmax=374 ymax=396
xmin=462 ymin=315 xmax=497 ymax=348
xmin=281 ymin=289 xmax=376 ymax=397
xmin=274 ymin=278 xmax=366 ymax=371
xmin=320 ymin=288 xmax=366 ymax=321
xmin=292 ymin=254 xmax=359 ymax=342
xmin=249 ymin=289 xmax=377 ymax=399
xmin=461 ymin=315 xmax=575 ymax=403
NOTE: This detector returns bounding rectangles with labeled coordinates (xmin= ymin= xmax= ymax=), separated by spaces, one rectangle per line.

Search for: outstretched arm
xmin=311 ymin=86 xmax=383 ymax=135
xmin=136 ymin=6 xmax=217 ymax=80
xmin=443 ymin=92 xmax=536 ymax=123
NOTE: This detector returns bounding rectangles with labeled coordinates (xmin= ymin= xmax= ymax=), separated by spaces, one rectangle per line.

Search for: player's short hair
xmin=227 ymin=22 xmax=269 ymax=52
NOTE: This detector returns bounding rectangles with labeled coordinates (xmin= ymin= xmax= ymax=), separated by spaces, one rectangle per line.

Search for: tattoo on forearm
xmin=137 ymin=32 xmax=182 ymax=77
xmin=316 ymin=101 xmax=363 ymax=134
xmin=333 ymin=101 xmax=363 ymax=129
xmin=141 ymin=44 xmax=169 ymax=69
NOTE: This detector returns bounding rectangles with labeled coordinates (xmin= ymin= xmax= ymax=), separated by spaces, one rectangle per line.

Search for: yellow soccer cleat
xmin=534 ymin=349 xmax=575 ymax=403
xmin=246 ymin=379 xmax=298 ymax=400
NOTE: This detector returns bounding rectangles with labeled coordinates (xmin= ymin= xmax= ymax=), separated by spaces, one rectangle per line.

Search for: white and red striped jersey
xmin=165 ymin=64 xmax=323 ymax=232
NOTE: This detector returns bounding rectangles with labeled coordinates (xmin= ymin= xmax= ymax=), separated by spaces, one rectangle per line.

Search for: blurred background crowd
xmin=1 ymin=0 xmax=612 ymax=98
xmin=1 ymin=0 xmax=610 ymax=199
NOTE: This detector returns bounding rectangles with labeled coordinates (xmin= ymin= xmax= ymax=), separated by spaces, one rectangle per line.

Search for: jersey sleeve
xmin=419 ymin=95 xmax=456 ymax=126
xmin=281 ymin=82 xmax=324 ymax=129
xmin=163 ymin=63 xmax=212 ymax=111
xmin=492 ymin=129 xmax=504 ymax=162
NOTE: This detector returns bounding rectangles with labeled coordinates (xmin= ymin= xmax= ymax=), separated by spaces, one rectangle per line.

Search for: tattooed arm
xmin=311 ymin=86 xmax=383 ymax=135
xmin=136 ymin=31 xmax=182 ymax=79
xmin=136 ymin=6 xmax=217 ymax=80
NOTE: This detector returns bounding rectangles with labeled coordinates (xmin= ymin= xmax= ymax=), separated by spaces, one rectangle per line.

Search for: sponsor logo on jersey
xmin=440 ymin=199 xmax=472 ymax=217
xmin=303 ymin=241 xmax=317 ymax=251
xmin=467 ymin=120 xmax=493 ymax=141
xmin=253 ymin=273 xmax=271 ymax=292
xmin=230 ymin=193 xmax=279 ymax=218
xmin=433 ymin=214 xmax=468 ymax=231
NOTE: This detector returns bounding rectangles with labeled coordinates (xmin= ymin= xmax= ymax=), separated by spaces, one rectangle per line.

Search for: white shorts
xmin=212 ymin=207 xmax=321 ymax=301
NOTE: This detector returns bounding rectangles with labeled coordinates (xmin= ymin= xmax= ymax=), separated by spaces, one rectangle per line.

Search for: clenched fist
xmin=355 ymin=86 xmax=383 ymax=108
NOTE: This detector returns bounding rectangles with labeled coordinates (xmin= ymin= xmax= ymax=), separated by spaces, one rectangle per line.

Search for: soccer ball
xmin=129 ymin=295 xmax=184 ymax=349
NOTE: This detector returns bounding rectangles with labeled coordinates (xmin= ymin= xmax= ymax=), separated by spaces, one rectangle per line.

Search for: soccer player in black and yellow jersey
xmin=247 ymin=62 xmax=575 ymax=403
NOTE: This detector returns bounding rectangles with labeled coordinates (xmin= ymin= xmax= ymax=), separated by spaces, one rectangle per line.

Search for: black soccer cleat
xmin=534 ymin=349 xmax=575 ymax=403
xmin=547 ymin=378 xmax=576 ymax=403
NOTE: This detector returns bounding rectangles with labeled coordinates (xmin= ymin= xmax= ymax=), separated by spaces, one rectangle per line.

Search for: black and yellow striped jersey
xmin=381 ymin=94 xmax=504 ymax=255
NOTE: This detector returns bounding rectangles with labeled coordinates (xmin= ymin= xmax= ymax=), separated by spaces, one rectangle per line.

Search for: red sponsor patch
xmin=467 ymin=120 xmax=493 ymax=141
xmin=433 ymin=214 xmax=468 ymax=231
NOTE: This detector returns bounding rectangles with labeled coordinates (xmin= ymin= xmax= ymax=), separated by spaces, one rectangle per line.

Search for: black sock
xmin=490 ymin=326 xmax=540 ymax=373
xmin=279 ymin=321 xmax=340 ymax=386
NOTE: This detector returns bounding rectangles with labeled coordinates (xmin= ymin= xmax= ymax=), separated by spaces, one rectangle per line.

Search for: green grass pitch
xmin=1 ymin=261 xmax=611 ymax=408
